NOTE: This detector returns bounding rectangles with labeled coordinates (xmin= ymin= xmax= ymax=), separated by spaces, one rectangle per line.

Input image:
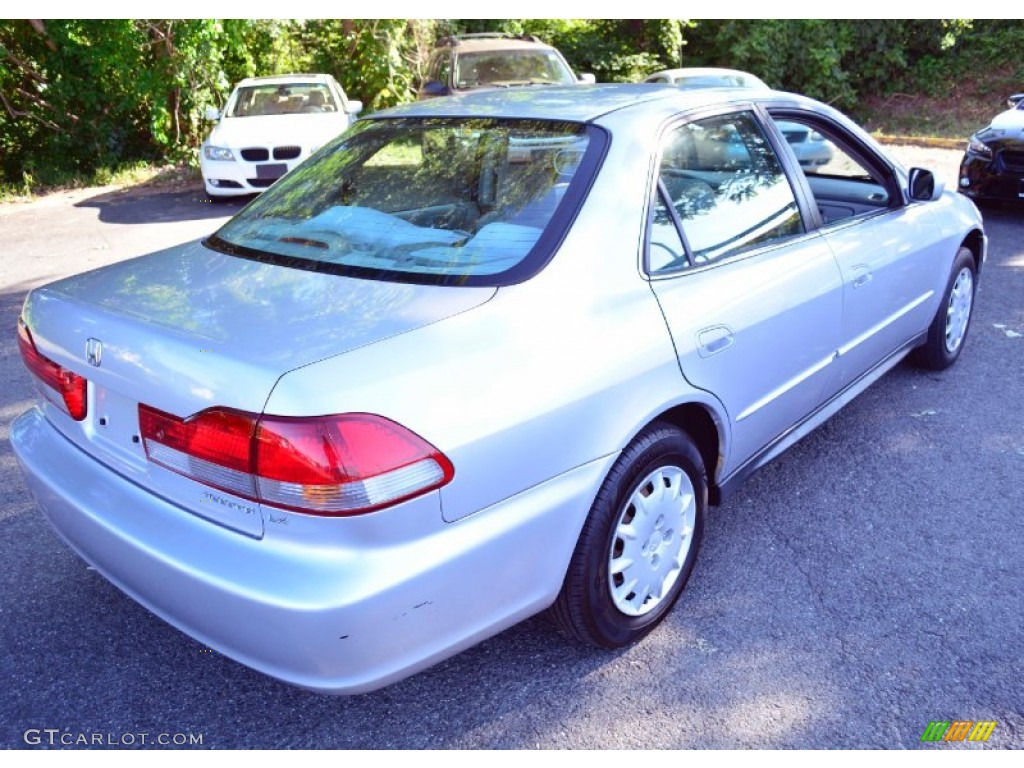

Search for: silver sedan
xmin=12 ymin=85 xmax=985 ymax=694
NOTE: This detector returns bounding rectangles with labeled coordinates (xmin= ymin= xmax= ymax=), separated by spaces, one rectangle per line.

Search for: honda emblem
xmin=85 ymin=338 xmax=102 ymax=367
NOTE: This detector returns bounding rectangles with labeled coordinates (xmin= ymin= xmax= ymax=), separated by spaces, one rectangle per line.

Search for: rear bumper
xmin=12 ymin=407 xmax=611 ymax=694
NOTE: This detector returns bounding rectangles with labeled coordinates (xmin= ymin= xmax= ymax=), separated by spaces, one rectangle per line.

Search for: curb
xmin=874 ymin=134 xmax=965 ymax=151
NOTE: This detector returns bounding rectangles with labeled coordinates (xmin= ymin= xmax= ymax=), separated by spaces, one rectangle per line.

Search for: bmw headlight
xmin=966 ymin=136 xmax=993 ymax=161
xmin=203 ymin=145 xmax=235 ymax=162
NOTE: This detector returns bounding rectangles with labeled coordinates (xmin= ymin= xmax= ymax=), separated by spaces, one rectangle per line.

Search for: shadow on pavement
xmin=74 ymin=182 xmax=254 ymax=225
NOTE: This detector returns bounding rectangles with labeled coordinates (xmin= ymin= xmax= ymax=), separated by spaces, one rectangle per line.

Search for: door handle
xmin=697 ymin=325 xmax=734 ymax=358
xmin=851 ymin=265 xmax=873 ymax=288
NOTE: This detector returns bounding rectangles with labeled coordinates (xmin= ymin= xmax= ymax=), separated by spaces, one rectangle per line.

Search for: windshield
xmin=454 ymin=51 xmax=575 ymax=88
xmin=674 ymin=74 xmax=766 ymax=89
xmin=227 ymin=83 xmax=338 ymax=117
xmin=207 ymin=118 xmax=601 ymax=286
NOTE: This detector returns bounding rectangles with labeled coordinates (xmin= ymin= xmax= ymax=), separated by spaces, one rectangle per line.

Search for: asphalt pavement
xmin=1 ymin=156 xmax=1022 ymax=749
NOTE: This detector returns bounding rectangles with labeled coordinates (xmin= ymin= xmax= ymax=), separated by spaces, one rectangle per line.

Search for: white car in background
xmin=644 ymin=66 xmax=834 ymax=170
xmin=643 ymin=66 xmax=769 ymax=90
xmin=201 ymin=74 xmax=362 ymax=199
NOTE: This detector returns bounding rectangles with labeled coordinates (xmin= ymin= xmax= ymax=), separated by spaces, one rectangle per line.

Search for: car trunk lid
xmin=21 ymin=240 xmax=495 ymax=536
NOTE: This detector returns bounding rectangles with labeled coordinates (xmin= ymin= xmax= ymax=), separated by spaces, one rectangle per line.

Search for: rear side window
xmin=650 ymin=111 xmax=803 ymax=273
xmin=208 ymin=118 xmax=603 ymax=286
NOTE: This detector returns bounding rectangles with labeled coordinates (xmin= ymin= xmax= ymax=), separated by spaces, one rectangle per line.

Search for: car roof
xmin=433 ymin=34 xmax=556 ymax=54
xmin=236 ymin=74 xmax=334 ymax=87
xmin=446 ymin=39 xmax=555 ymax=52
xmin=371 ymin=83 xmax=783 ymax=124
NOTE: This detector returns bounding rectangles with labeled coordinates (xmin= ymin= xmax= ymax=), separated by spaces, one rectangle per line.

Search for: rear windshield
xmin=207 ymin=118 xmax=603 ymax=286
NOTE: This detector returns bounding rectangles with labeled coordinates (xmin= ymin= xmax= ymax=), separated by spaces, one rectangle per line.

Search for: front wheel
xmin=549 ymin=423 xmax=706 ymax=649
xmin=913 ymin=246 xmax=977 ymax=370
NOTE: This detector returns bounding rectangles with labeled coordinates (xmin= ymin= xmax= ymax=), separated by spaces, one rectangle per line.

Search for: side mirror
xmin=908 ymin=167 xmax=944 ymax=201
xmin=420 ymin=81 xmax=449 ymax=99
xmin=204 ymin=106 xmax=221 ymax=122
xmin=577 ymin=73 xmax=596 ymax=84
xmin=1008 ymin=93 xmax=1024 ymax=109
xmin=346 ymin=100 xmax=363 ymax=115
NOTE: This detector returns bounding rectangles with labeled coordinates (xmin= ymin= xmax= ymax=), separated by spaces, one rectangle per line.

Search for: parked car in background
xmin=418 ymin=33 xmax=593 ymax=99
xmin=643 ymin=66 xmax=835 ymax=170
xmin=775 ymin=120 xmax=835 ymax=170
xmin=959 ymin=96 xmax=1024 ymax=204
xmin=14 ymin=84 xmax=984 ymax=694
xmin=643 ymin=66 xmax=768 ymax=89
xmin=200 ymin=74 xmax=362 ymax=199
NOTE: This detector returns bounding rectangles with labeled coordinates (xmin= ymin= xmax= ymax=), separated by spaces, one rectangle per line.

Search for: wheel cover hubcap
xmin=945 ymin=267 xmax=973 ymax=354
xmin=608 ymin=466 xmax=696 ymax=617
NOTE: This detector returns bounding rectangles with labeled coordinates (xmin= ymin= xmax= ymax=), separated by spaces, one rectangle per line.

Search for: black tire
xmin=549 ymin=422 xmax=706 ymax=649
xmin=912 ymin=246 xmax=977 ymax=371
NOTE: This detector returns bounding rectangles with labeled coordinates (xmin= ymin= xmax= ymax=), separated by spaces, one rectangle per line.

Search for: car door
xmin=648 ymin=110 xmax=845 ymax=473
xmin=765 ymin=110 xmax=943 ymax=396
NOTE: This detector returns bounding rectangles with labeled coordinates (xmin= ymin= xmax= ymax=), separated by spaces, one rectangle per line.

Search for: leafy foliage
xmin=2 ymin=18 xmax=1023 ymax=190
xmin=683 ymin=20 xmax=985 ymax=109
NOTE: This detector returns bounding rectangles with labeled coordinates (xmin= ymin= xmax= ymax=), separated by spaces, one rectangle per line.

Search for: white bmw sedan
xmin=13 ymin=85 xmax=985 ymax=694
xmin=200 ymin=73 xmax=362 ymax=199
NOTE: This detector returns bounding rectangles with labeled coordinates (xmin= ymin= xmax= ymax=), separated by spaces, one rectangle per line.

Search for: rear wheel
xmin=913 ymin=247 xmax=977 ymax=370
xmin=550 ymin=422 xmax=706 ymax=648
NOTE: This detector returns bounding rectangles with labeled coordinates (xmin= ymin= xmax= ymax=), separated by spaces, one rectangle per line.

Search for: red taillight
xmin=17 ymin=318 xmax=88 ymax=421
xmin=255 ymin=414 xmax=454 ymax=514
xmin=138 ymin=405 xmax=453 ymax=516
xmin=138 ymin=406 xmax=257 ymax=499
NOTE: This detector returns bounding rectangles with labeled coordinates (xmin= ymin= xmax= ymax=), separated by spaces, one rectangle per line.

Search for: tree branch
xmin=0 ymin=89 xmax=64 ymax=132
xmin=27 ymin=19 xmax=57 ymax=51
xmin=3 ymin=47 xmax=48 ymax=84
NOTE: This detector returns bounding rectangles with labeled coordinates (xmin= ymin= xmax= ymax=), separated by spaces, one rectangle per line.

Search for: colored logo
xmin=920 ymin=720 xmax=997 ymax=742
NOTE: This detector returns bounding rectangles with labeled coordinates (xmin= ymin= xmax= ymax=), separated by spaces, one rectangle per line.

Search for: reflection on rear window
xmin=209 ymin=118 xmax=596 ymax=285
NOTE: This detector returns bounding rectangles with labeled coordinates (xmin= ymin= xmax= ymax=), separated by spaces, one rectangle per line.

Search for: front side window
xmin=768 ymin=113 xmax=895 ymax=225
xmin=426 ymin=54 xmax=443 ymax=83
xmin=651 ymin=111 xmax=803 ymax=273
xmin=436 ymin=56 xmax=451 ymax=88
xmin=208 ymin=118 xmax=601 ymax=285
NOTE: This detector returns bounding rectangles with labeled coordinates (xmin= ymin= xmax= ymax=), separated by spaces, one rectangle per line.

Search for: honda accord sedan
xmin=13 ymin=85 xmax=985 ymax=694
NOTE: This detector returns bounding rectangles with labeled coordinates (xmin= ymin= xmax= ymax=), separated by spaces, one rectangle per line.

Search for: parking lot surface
xmin=2 ymin=150 xmax=1022 ymax=749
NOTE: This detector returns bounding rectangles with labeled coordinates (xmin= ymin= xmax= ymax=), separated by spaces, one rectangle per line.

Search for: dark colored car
xmin=417 ymin=33 xmax=593 ymax=100
xmin=958 ymin=96 xmax=1024 ymax=204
